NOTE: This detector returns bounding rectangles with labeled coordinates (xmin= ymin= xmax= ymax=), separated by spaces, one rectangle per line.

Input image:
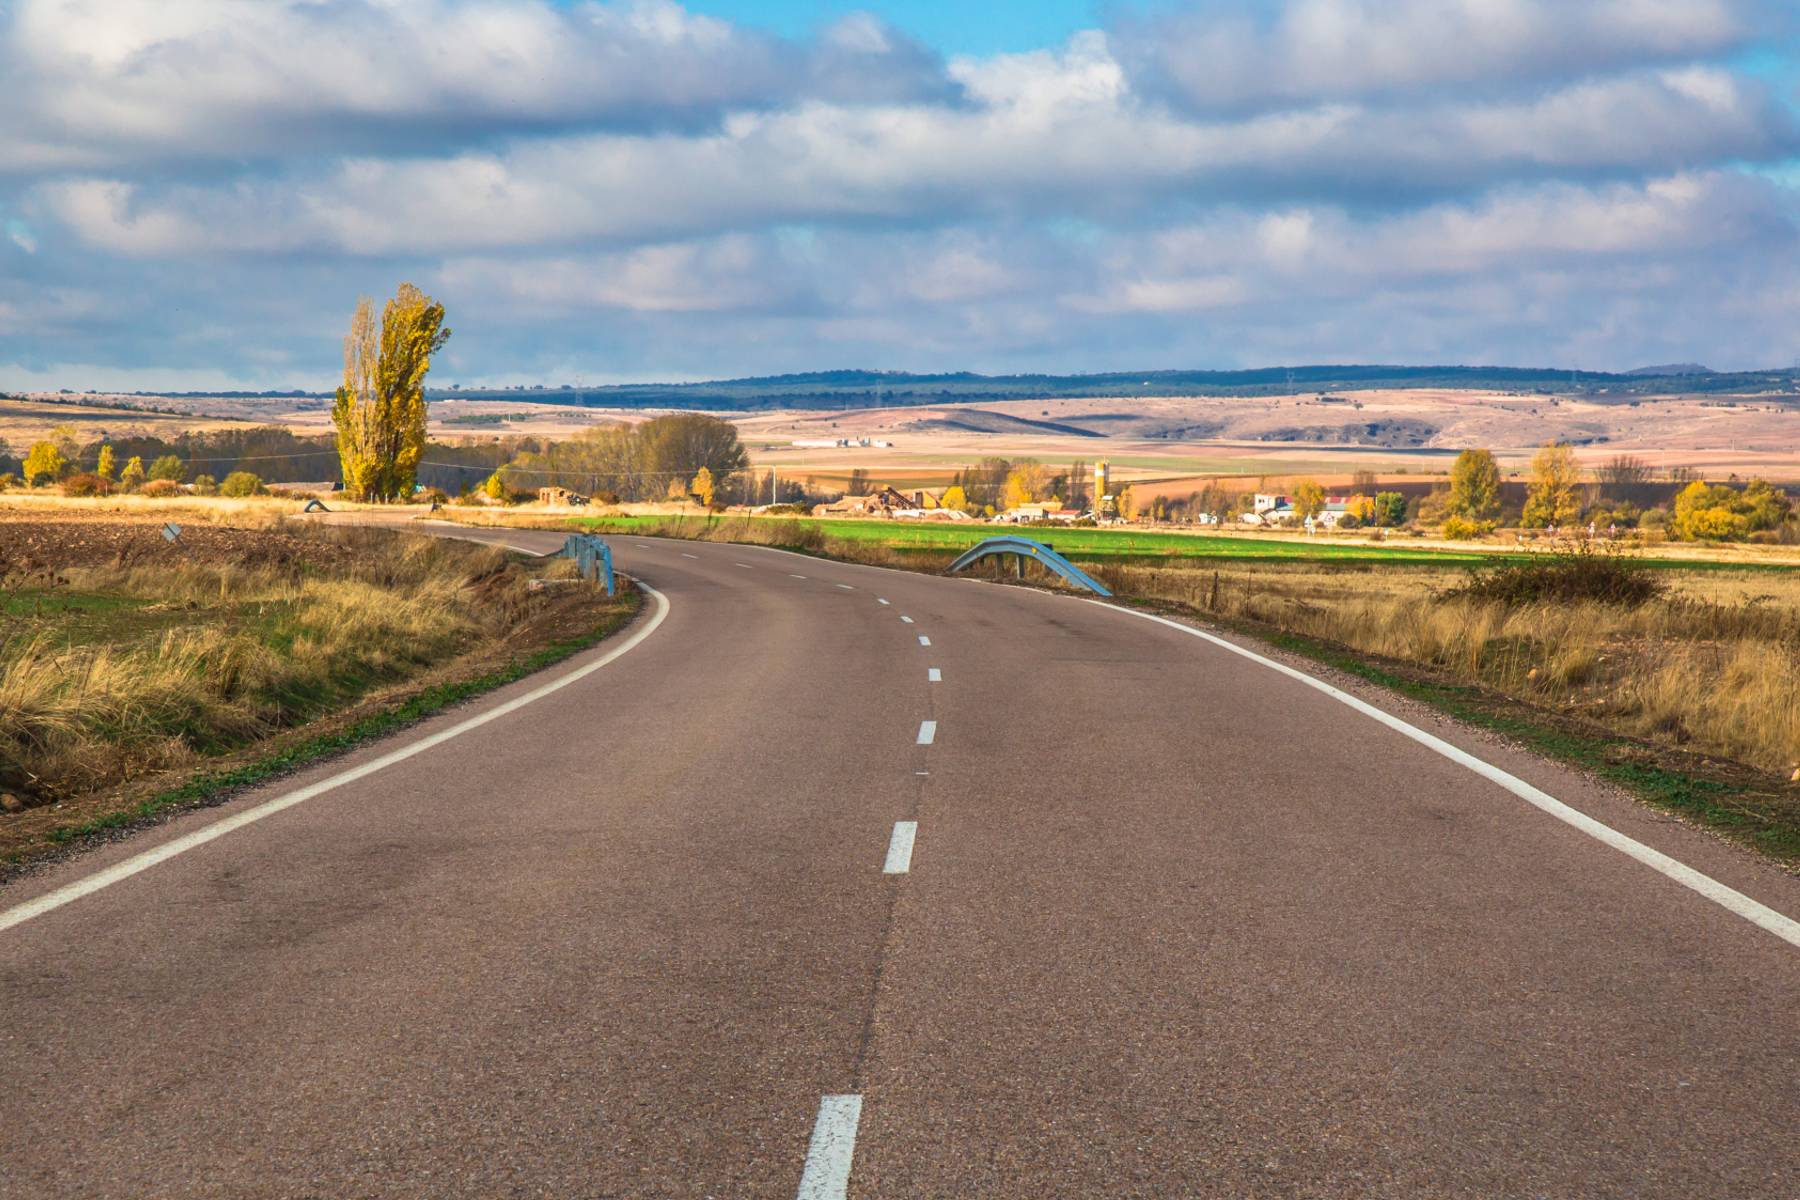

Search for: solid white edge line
xmin=0 ymin=584 xmax=675 ymax=937
xmin=1085 ymin=599 xmax=1800 ymax=950
xmin=928 ymin=668 xmax=942 ymax=682
xmin=918 ymin=635 xmax=931 ymax=646
xmin=883 ymin=821 xmax=918 ymax=874
xmin=917 ymin=720 xmax=937 ymax=746
xmin=796 ymin=1094 xmax=863 ymax=1200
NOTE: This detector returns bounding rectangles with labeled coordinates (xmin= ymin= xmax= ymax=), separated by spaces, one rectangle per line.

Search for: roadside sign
xmin=161 ymin=523 xmax=182 ymax=542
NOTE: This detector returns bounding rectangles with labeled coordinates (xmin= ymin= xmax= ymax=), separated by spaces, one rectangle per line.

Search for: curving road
xmin=2 ymin=528 xmax=1797 ymax=1197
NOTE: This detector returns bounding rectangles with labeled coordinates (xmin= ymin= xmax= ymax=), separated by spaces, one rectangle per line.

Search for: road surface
xmin=3 ymin=527 xmax=1797 ymax=1197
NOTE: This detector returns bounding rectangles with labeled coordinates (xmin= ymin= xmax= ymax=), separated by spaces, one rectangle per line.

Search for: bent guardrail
xmin=559 ymin=534 xmax=616 ymax=596
xmin=945 ymin=536 xmax=1111 ymax=597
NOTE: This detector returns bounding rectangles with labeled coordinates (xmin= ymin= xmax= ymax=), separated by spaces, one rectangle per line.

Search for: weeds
xmin=0 ymin=525 xmax=554 ymax=805
xmin=1447 ymin=539 xmax=1667 ymax=608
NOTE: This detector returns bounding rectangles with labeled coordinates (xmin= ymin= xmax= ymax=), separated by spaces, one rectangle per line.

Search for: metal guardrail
xmin=945 ymin=536 xmax=1111 ymax=596
xmin=559 ymin=534 xmax=616 ymax=596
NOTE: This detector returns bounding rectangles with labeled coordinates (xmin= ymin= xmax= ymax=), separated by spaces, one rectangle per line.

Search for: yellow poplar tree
xmin=96 ymin=443 xmax=116 ymax=480
xmin=376 ymin=283 xmax=450 ymax=500
xmin=1002 ymin=462 xmax=1050 ymax=511
xmin=1523 ymin=443 xmax=1582 ymax=528
xmin=23 ymin=440 xmax=65 ymax=486
xmin=332 ymin=297 xmax=384 ymax=500
xmin=1116 ymin=484 xmax=1136 ymax=520
xmin=119 ymin=456 xmax=145 ymax=490
xmin=691 ymin=466 xmax=716 ymax=508
xmin=940 ymin=484 xmax=968 ymax=511
xmin=1447 ymin=448 xmax=1502 ymax=520
xmin=332 ymin=284 xmax=450 ymax=501
xmin=1293 ymin=479 xmax=1326 ymax=519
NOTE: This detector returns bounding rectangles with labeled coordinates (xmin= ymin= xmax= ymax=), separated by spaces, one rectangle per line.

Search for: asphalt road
xmin=3 ymin=526 xmax=1797 ymax=1198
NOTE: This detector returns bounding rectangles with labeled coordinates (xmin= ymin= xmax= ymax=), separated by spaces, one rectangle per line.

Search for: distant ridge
xmin=1626 ymin=363 xmax=1714 ymax=377
xmin=426 ymin=363 xmax=1797 ymax=412
xmin=70 ymin=362 xmax=1795 ymax=412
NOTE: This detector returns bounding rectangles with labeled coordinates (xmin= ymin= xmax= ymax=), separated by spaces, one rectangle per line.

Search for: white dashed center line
xmin=735 ymin=562 xmax=753 ymax=569
xmin=916 ymin=720 xmax=937 ymax=745
xmin=877 ymin=598 xmax=890 ymax=606
xmin=883 ymin=822 xmax=918 ymax=874
xmin=835 ymin=583 xmax=855 ymax=590
xmin=899 ymin=615 xmax=914 ymax=624
xmin=789 ymin=573 xmax=808 ymax=579
xmin=917 ymin=635 xmax=931 ymax=647
xmin=796 ymin=1094 xmax=863 ymax=1200
xmin=928 ymin=668 xmax=941 ymax=682
xmin=681 ymin=552 xmax=699 ymax=559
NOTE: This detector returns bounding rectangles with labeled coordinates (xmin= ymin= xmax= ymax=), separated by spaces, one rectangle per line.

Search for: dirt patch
xmin=0 ymin=517 xmax=351 ymax=574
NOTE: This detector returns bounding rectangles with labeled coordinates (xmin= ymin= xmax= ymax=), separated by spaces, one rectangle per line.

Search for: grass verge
xmin=14 ymin=593 xmax=638 ymax=864
xmin=1237 ymin=620 xmax=1800 ymax=866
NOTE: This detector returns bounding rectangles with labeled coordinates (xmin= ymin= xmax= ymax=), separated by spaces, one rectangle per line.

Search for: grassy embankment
xmin=0 ymin=517 xmax=637 ymax=864
xmin=554 ymin=512 xmax=1800 ymax=865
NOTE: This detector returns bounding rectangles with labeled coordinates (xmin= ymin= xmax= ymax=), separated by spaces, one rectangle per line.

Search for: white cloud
xmin=0 ymin=0 xmax=954 ymax=170
xmin=1075 ymin=173 xmax=1794 ymax=314
xmin=35 ymin=57 xmax=1793 ymax=259
xmin=1115 ymin=0 xmax=1769 ymax=111
xmin=3 ymin=0 xmax=1799 ymax=385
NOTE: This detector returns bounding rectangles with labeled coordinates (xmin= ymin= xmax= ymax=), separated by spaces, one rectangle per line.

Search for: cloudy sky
xmin=2 ymin=0 xmax=1798 ymax=390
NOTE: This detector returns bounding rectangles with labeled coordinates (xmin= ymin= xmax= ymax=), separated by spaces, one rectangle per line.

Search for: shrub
xmin=138 ymin=479 xmax=185 ymax=498
xmin=191 ymin=473 xmax=219 ymax=496
xmin=147 ymin=454 xmax=186 ymax=483
xmin=61 ymin=472 xmax=112 ymax=497
xmin=1441 ymin=515 xmax=1494 ymax=540
xmin=1448 ymin=539 xmax=1666 ymax=608
xmin=118 ymin=457 xmax=146 ymax=491
xmin=0 ymin=473 xmax=19 ymax=491
xmin=220 ymin=470 xmax=265 ymax=497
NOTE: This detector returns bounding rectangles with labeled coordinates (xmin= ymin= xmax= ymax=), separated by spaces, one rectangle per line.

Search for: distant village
xmin=810 ymin=479 xmax=1357 ymax=529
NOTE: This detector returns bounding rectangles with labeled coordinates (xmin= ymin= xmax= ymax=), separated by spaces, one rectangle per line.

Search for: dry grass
xmin=1094 ymin=558 xmax=1800 ymax=776
xmin=0 ymin=525 xmax=550 ymax=804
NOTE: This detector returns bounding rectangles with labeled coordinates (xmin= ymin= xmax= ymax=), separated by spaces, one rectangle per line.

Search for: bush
xmin=1448 ymin=539 xmax=1666 ymax=608
xmin=60 ymin=472 xmax=113 ymax=497
xmin=0 ymin=473 xmax=16 ymax=492
xmin=1441 ymin=515 xmax=1494 ymax=540
xmin=138 ymin=479 xmax=185 ymax=498
xmin=220 ymin=470 xmax=265 ymax=497
xmin=191 ymin=473 xmax=219 ymax=496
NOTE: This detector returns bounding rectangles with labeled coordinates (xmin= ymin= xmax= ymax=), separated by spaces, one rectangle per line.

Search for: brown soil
xmin=0 ymin=517 xmax=351 ymax=575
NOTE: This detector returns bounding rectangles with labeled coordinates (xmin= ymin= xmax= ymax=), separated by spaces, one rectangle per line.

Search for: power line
xmin=418 ymin=460 xmax=731 ymax=480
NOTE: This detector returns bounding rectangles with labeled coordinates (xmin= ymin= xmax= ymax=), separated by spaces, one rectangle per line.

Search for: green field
xmin=571 ymin=514 xmax=1800 ymax=572
xmin=574 ymin=514 xmax=1499 ymax=565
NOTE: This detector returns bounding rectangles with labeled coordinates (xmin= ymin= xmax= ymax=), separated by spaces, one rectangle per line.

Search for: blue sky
xmin=1 ymin=0 xmax=1798 ymax=392
xmin=683 ymin=0 xmax=1101 ymax=56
